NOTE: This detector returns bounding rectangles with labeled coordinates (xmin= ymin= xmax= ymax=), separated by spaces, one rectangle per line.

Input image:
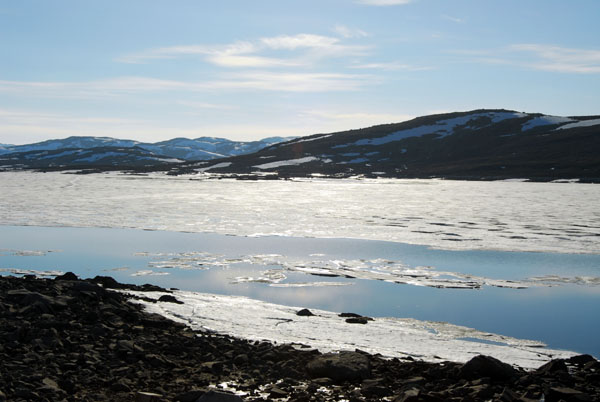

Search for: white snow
xmin=253 ymin=156 xmax=318 ymax=169
xmin=336 ymin=111 xmax=526 ymax=148
xmin=521 ymin=115 xmax=573 ymax=131
xmin=126 ymin=289 xmax=576 ymax=369
xmin=195 ymin=162 xmax=232 ymax=172
xmin=556 ymin=118 xmax=600 ymax=130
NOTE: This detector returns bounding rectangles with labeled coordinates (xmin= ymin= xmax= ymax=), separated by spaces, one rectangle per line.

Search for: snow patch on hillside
xmin=336 ymin=111 xmax=525 ymax=148
xmin=253 ymin=156 xmax=318 ymax=169
xmin=556 ymin=118 xmax=600 ymax=130
xmin=521 ymin=116 xmax=573 ymax=131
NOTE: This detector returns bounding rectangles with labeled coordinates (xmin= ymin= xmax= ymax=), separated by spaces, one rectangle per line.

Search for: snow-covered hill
xmin=171 ymin=109 xmax=600 ymax=181
xmin=0 ymin=135 xmax=295 ymax=169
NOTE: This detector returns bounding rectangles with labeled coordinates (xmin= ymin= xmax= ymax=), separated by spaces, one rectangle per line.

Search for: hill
xmin=170 ymin=109 xmax=600 ymax=182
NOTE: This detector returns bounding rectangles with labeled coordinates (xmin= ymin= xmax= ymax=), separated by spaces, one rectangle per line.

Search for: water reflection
xmin=1 ymin=225 xmax=599 ymax=357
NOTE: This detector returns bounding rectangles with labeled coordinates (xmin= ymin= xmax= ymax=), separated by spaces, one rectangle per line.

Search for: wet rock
xmin=296 ymin=308 xmax=314 ymax=316
xmin=307 ymin=351 xmax=371 ymax=382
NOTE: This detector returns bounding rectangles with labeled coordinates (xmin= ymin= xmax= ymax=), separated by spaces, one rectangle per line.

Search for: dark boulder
xmin=158 ymin=294 xmax=184 ymax=304
xmin=54 ymin=272 xmax=78 ymax=281
xmin=296 ymin=308 xmax=314 ymax=317
xmin=307 ymin=351 xmax=371 ymax=382
xmin=459 ymin=355 xmax=519 ymax=381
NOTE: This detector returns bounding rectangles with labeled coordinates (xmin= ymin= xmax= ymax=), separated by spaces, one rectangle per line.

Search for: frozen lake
xmin=1 ymin=172 xmax=599 ymax=364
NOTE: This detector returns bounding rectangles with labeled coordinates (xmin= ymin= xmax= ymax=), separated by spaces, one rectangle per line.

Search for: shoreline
xmin=1 ymin=273 xmax=599 ymax=401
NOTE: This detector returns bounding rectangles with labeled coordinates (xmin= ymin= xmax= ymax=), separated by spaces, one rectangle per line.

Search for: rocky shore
xmin=1 ymin=274 xmax=598 ymax=401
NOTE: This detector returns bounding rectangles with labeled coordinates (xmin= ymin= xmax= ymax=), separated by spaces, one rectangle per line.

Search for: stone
xmin=136 ymin=391 xmax=163 ymax=402
xmin=536 ymin=359 xmax=568 ymax=375
xmin=54 ymin=272 xmax=78 ymax=281
xmin=567 ymin=354 xmax=597 ymax=366
xmin=459 ymin=355 xmax=518 ymax=381
xmin=296 ymin=308 xmax=314 ymax=316
xmin=196 ymin=390 xmax=244 ymax=402
xmin=158 ymin=294 xmax=184 ymax=304
xmin=307 ymin=351 xmax=371 ymax=382
xmin=345 ymin=317 xmax=369 ymax=324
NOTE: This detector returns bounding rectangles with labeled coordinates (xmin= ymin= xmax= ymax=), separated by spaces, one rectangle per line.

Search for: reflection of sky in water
xmin=1 ymin=225 xmax=599 ymax=357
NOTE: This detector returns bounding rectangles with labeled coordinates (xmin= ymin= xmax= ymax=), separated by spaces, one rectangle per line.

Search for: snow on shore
xmin=126 ymin=289 xmax=576 ymax=370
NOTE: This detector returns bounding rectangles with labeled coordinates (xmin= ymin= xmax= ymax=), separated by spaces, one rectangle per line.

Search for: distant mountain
xmin=170 ymin=109 xmax=600 ymax=182
xmin=0 ymin=135 xmax=295 ymax=169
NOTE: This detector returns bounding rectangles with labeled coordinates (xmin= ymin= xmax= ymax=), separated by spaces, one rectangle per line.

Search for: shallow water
xmin=1 ymin=225 xmax=599 ymax=357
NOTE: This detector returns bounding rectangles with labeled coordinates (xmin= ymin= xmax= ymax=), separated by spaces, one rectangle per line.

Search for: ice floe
xmin=133 ymin=251 xmax=600 ymax=290
xmin=126 ymin=289 xmax=576 ymax=369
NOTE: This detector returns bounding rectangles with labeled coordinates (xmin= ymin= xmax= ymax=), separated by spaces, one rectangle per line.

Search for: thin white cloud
xmin=351 ymin=61 xmax=432 ymax=71
xmin=0 ymin=108 xmax=317 ymax=144
xmin=213 ymin=72 xmax=371 ymax=92
xmin=453 ymin=44 xmax=600 ymax=74
xmin=0 ymin=72 xmax=372 ymax=100
xmin=300 ymin=109 xmax=414 ymax=128
xmin=332 ymin=24 xmax=369 ymax=39
xmin=261 ymin=33 xmax=340 ymax=50
xmin=508 ymin=44 xmax=600 ymax=74
xmin=442 ymin=15 xmax=465 ymax=24
xmin=118 ymin=33 xmax=369 ymax=67
xmin=355 ymin=0 xmax=414 ymax=5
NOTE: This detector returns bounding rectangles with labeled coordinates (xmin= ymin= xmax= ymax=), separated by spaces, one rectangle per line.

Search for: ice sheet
xmin=1 ymin=172 xmax=599 ymax=254
xmin=126 ymin=289 xmax=576 ymax=369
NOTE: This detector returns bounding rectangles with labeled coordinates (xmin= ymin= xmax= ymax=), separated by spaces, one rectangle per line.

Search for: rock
xmin=393 ymin=388 xmax=420 ymax=402
xmin=296 ymin=308 xmax=314 ymax=316
xmin=459 ymin=355 xmax=519 ymax=381
xmin=197 ymin=390 xmax=244 ymax=402
xmin=307 ymin=351 xmax=371 ymax=382
xmin=339 ymin=312 xmax=363 ymax=318
xmin=545 ymin=386 xmax=589 ymax=401
xmin=175 ymin=390 xmax=206 ymax=402
xmin=345 ymin=317 xmax=369 ymax=324
xmin=136 ymin=391 xmax=163 ymax=402
xmin=567 ymin=354 xmax=597 ymax=366
xmin=536 ymin=359 xmax=568 ymax=375
xmin=54 ymin=272 xmax=78 ymax=281
xmin=158 ymin=294 xmax=184 ymax=304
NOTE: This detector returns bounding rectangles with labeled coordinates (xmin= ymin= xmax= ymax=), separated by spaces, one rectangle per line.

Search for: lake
xmin=1 ymin=171 xmax=599 ymax=363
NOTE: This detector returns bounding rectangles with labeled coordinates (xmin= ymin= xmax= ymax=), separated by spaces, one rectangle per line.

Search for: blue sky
xmin=1 ymin=0 xmax=599 ymax=144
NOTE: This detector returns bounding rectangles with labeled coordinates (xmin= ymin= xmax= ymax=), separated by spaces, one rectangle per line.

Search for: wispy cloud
xmin=118 ymin=33 xmax=367 ymax=67
xmin=300 ymin=109 xmax=414 ymax=128
xmin=351 ymin=61 xmax=432 ymax=71
xmin=442 ymin=14 xmax=465 ymax=24
xmin=332 ymin=24 xmax=369 ymax=39
xmin=0 ymin=108 xmax=318 ymax=144
xmin=453 ymin=44 xmax=600 ymax=74
xmin=355 ymin=0 xmax=414 ymax=6
xmin=0 ymin=71 xmax=372 ymax=100
xmin=508 ymin=44 xmax=600 ymax=74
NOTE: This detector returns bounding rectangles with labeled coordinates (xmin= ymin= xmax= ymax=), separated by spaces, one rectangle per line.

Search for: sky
xmin=1 ymin=0 xmax=599 ymax=145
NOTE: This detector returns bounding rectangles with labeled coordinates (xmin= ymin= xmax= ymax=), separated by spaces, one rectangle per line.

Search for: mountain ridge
xmin=170 ymin=109 xmax=600 ymax=182
xmin=2 ymin=109 xmax=599 ymax=181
